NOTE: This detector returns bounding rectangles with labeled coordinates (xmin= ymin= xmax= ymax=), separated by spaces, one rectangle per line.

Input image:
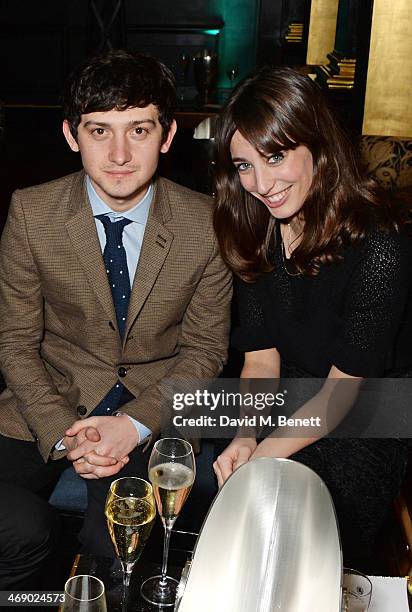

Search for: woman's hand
xmin=250 ymin=437 xmax=285 ymax=460
xmin=213 ymin=437 xmax=257 ymax=487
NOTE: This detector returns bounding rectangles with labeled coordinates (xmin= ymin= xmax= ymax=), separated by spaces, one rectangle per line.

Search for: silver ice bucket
xmin=176 ymin=458 xmax=342 ymax=612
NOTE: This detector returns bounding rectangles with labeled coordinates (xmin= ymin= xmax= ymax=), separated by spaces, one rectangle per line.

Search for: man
xmin=0 ymin=49 xmax=231 ymax=581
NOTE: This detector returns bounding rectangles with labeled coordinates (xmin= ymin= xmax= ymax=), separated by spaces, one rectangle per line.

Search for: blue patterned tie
xmin=96 ymin=215 xmax=133 ymax=338
xmin=91 ymin=214 xmax=133 ymax=416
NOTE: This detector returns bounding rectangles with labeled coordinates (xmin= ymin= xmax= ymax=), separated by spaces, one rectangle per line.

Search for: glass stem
xmin=121 ymin=561 xmax=134 ymax=589
xmin=160 ymin=526 xmax=172 ymax=587
xmin=342 ymin=589 xmax=349 ymax=612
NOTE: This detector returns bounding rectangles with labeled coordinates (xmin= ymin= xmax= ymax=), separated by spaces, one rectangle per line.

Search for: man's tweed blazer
xmin=0 ymin=171 xmax=232 ymax=461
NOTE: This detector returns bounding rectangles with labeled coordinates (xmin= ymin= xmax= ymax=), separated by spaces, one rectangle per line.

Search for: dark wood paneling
xmin=124 ymin=0 xmax=220 ymax=24
xmin=0 ymin=26 xmax=66 ymax=102
xmin=314 ymin=0 xmax=375 ymax=134
xmin=351 ymin=0 xmax=375 ymax=132
xmin=0 ymin=0 xmax=224 ymax=104
xmin=257 ymin=0 xmax=311 ymax=67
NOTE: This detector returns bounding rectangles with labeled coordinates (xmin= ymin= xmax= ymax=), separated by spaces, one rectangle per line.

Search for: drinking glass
xmin=226 ymin=64 xmax=239 ymax=88
xmin=63 ymin=575 xmax=107 ymax=612
xmin=106 ymin=476 xmax=153 ymax=508
xmin=140 ymin=438 xmax=195 ymax=607
xmin=178 ymin=52 xmax=191 ymax=101
xmin=341 ymin=568 xmax=372 ymax=611
xmin=104 ymin=477 xmax=156 ymax=590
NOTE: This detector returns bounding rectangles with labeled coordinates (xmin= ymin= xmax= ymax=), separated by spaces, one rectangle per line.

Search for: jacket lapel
xmin=125 ymin=179 xmax=173 ymax=336
xmin=65 ymin=173 xmax=117 ymax=324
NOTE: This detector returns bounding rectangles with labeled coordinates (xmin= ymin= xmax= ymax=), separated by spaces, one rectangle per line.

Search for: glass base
xmin=140 ymin=575 xmax=179 ymax=607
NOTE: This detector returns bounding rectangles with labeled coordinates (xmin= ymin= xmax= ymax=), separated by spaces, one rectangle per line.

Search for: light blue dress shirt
xmin=87 ymin=176 xmax=153 ymax=443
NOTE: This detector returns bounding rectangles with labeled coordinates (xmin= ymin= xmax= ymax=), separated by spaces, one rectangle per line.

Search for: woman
xmin=213 ymin=67 xmax=412 ymax=571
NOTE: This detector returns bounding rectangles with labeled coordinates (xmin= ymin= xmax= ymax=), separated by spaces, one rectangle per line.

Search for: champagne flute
xmin=104 ymin=477 xmax=156 ymax=590
xmin=106 ymin=476 xmax=153 ymax=508
xmin=63 ymin=575 xmax=107 ymax=612
xmin=140 ymin=438 xmax=195 ymax=607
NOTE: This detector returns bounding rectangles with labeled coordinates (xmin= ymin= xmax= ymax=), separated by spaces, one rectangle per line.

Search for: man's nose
xmin=108 ymin=135 xmax=132 ymax=165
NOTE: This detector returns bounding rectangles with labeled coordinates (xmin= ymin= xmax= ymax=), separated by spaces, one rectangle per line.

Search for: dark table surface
xmin=69 ymin=525 xmax=412 ymax=611
xmin=70 ymin=528 xmax=196 ymax=612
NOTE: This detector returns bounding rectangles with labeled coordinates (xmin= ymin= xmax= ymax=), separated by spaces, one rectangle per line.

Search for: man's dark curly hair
xmin=63 ymin=49 xmax=177 ymax=142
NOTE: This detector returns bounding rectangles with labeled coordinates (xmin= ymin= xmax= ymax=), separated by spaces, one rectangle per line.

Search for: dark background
xmin=0 ymin=0 xmax=377 ymax=254
xmin=0 ymin=0 xmax=321 ymax=226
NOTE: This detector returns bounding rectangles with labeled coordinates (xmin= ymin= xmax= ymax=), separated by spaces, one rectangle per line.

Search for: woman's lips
xmin=262 ymin=185 xmax=292 ymax=208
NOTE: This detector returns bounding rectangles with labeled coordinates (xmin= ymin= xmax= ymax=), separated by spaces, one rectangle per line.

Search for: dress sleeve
xmin=231 ymin=274 xmax=276 ymax=352
xmin=328 ymin=230 xmax=412 ymax=376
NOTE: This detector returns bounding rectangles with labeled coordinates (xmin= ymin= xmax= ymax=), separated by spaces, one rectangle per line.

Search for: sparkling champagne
xmin=105 ymin=497 xmax=155 ymax=565
xmin=149 ymin=462 xmax=194 ymax=523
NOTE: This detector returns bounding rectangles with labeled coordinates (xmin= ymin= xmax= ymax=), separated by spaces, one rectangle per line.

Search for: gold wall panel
xmin=363 ymin=0 xmax=412 ymax=137
xmin=306 ymin=0 xmax=339 ymax=65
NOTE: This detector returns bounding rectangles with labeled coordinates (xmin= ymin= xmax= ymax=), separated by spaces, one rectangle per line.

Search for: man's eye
xmin=92 ymin=128 xmax=106 ymax=136
xmin=268 ymin=152 xmax=285 ymax=164
xmin=133 ymin=127 xmax=148 ymax=137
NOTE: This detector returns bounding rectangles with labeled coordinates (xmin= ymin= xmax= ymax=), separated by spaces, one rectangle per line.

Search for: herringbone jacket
xmin=0 ymin=171 xmax=232 ymax=461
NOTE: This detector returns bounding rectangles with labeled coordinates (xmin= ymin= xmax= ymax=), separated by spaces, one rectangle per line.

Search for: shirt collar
xmin=86 ymin=176 xmax=153 ymax=225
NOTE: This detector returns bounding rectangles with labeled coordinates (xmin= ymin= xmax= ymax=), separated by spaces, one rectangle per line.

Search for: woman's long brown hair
xmin=213 ymin=67 xmax=400 ymax=281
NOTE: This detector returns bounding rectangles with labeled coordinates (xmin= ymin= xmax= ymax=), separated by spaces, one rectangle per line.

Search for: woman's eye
xmin=268 ymin=152 xmax=285 ymax=164
xmin=235 ymin=162 xmax=251 ymax=172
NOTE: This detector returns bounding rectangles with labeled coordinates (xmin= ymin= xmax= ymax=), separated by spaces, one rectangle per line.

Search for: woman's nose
xmin=254 ymin=166 xmax=274 ymax=196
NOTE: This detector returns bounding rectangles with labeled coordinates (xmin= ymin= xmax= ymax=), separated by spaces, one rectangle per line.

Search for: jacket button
xmin=118 ymin=367 xmax=127 ymax=378
xmin=77 ymin=405 xmax=87 ymax=416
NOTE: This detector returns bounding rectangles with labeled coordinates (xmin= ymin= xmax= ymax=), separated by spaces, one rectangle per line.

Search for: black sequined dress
xmin=232 ymin=224 xmax=412 ymax=571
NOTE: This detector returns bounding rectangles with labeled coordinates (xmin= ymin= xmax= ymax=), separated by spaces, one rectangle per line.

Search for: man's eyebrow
xmin=83 ymin=119 xmax=157 ymax=128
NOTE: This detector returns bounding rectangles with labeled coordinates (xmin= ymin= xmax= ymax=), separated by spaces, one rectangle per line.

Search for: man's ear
xmin=62 ymin=120 xmax=80 ymax=152
xmin=160 ymin=119 xmax=177 ymax=154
